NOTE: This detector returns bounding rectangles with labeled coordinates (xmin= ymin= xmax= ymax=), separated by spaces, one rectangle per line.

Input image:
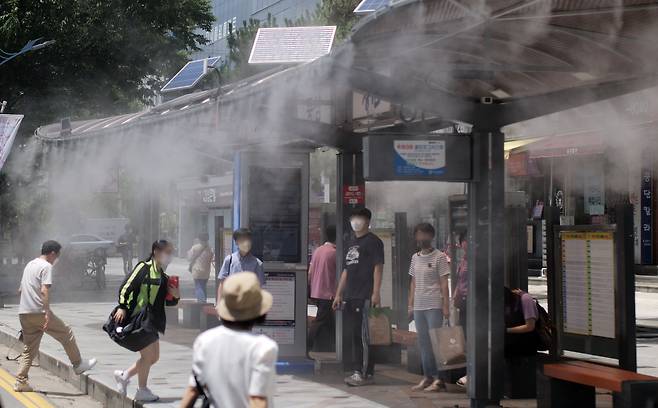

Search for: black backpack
xmin=535 ymin=302 xmax=554 ymax=351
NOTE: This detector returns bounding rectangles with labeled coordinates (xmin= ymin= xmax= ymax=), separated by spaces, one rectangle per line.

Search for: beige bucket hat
xmin=217 ymin=272 xmax=273 ymax=322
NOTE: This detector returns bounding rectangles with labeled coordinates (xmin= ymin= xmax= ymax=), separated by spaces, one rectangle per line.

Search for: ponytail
xmin=149 ymin=239 xmax=171 ymax=260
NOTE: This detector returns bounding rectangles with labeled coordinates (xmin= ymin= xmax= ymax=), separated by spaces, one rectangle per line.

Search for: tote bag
xmin=429 ymin=324 xmax=467 ymax=370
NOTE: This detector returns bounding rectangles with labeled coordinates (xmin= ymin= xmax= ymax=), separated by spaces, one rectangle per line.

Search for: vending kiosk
xmin=233 ymin=150 xmax=309 ymax=358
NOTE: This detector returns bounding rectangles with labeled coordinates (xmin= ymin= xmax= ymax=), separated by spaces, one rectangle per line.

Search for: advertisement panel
xmin=0 ymin=114 xmax=23 ymax=171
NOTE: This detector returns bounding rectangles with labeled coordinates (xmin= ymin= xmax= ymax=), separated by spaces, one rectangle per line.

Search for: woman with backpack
xmin=504 ymin=287 xmax=540 ymax=357
xmin=110 ymin=240 xmax=180 ymax=402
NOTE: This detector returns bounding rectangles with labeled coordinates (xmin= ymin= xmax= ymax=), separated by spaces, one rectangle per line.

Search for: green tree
xmin=0 ymin=0 xmax=214 ymax=246
xmin=0 ymin=0 xmax=215 ymax=136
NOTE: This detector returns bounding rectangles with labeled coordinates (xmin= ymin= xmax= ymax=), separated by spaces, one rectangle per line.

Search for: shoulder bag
xmin=103 ymin=271 xmax=159 ymax=352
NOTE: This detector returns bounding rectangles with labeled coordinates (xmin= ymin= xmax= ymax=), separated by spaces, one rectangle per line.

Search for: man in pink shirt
xmin=308 ymin=225 xmax=337 ymax=351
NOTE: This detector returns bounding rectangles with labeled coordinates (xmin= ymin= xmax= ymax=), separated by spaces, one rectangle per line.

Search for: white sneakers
xmin=344 ymin=371 xmax=374 ymax=386
xmin=13 ymin=382 xmax=33 ymax=392
xmin=74 ymin=358 xmax=97 ymax=375
xmin=14 ymin=358 xmax=96 ymax=393
xmin=114 ymin=370 xmax=159 ymax=402
xmin=114 ymin=370 xmax=130 ymax=396
xmin=135 ymin=387 xmax=160 ymax=402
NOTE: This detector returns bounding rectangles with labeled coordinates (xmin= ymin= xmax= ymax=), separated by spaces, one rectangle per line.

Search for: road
xmin=0 ymin=343 xmax=101 ymax=408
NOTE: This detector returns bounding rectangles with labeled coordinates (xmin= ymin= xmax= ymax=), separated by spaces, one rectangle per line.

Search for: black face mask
xmin=417 ymin=239 xmax=433 ymax=249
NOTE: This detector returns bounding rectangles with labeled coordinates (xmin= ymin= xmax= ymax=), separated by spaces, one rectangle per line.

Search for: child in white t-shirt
xmin=180 ymin=272 xmax=278 ymax=408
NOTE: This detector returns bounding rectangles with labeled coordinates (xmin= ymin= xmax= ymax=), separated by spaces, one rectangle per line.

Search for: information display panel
xmin=553 ymin=221 xmax=635 ymax=368
xmin=560 ymin=231 xmax=615 ymax=338
xmin=254 ymin=271 xmax=299 ymax=346
xmin=363 ymin=134 xmax=472 ymax=181
xmin=247 ymin=166 xmax=302 ymax=263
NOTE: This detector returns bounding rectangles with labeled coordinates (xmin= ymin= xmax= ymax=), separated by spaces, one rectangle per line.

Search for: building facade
xmin=195 ymin=0 xmax=322 ymax=60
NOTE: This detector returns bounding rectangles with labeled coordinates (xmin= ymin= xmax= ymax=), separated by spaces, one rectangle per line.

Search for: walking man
xmin=308 ymin=225 xmax=337 ymax=351
xmin=117 ymin=225 xmax=136 ymax=276
xmin=14 ymin=240 xmax=97 ymax=392
xmin=333 ymin=208 xmax=384 ymax=386
xmin=180 ymin=272 xmax=278 ymax=408
xmin=217 ymin=228 xmax=265 ymax=300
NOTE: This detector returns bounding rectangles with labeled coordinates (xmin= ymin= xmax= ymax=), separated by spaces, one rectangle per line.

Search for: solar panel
xmin=354 ymin=0 xmax=389 ymax=14
xmin=248 ymin=26 xmax=336 ymax=64
xmin=160 ymin=57 xmax=221 ymax=93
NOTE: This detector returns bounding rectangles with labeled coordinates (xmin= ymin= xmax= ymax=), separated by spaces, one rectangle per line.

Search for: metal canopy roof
xmin=35 ymin=0 xmax=658 ymax=148
xmin=335 ymin=0 xmax=658 ymax=127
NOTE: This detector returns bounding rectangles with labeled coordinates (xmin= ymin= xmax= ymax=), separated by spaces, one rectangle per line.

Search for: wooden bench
xmin=392 ymin=328 xmax=417 ymax=346
xmin=540 ymin=360 xmax=658 ymax=408
xmin=392 ymin=329 xmax=422 ymax=374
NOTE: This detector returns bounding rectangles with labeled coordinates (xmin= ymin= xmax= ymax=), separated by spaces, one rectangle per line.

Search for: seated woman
xmin=504 ymin=287 xmax=539 ymax=357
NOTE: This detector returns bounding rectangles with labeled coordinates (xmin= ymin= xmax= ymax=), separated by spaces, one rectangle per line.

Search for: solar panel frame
xmin=354 ymin=0 xmax=390 ymax=14
xmin=248 ymin=26 xmax=337 ymax=65
xmin=160 ymin=57 xmax=221 ymax=93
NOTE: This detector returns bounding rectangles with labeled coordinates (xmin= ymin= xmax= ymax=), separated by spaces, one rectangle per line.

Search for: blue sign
xmin=393 ymin=140 xmax=446 ymax=176
xmin=641 ymin=166 xmax=653 ymax=264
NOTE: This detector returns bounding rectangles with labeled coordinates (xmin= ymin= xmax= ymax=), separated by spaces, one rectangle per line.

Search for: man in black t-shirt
xmin=333 ymin=207 xmax=384 ymax=386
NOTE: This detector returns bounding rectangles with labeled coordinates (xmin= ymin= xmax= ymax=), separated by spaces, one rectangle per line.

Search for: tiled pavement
xmin=0 ymin=259 xmax=655 ymax=407
xmin=0 ymin=302 xmax=394 ymax=407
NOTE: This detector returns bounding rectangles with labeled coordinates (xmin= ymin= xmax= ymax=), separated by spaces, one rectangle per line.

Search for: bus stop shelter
xmin=34 ymin=0 xmax=658 ymax=406
xmin=322 ymin=1 xmax=658 ymax=406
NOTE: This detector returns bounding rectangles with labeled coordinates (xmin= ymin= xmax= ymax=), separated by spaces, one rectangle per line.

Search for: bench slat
xmin=544 ymin=363 xmax=657 ymax=393
xmin=392 ymin=329 xmax=417 ymax=347
xmin=566 ymin=361 xmax=657 ymax=381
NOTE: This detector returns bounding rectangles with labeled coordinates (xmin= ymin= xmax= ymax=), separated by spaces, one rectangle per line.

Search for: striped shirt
xmin=409 ymin=249 xmax=450 ymax=311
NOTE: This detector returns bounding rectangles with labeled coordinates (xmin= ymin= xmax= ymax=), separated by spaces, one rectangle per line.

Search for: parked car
xmin=54 ymin=234 xmax=114 ymax=289
xmin=66 ymin=234 xmax=115 ymax=257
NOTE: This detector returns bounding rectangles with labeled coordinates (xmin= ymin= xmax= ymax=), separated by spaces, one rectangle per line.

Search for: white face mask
xmin=351 ymin=219 xmax=366 ymax=233
xmin=238 ymin=240 xmax=252 ymax=253
xmin=158 ymin=254 xmax=173 ymax=268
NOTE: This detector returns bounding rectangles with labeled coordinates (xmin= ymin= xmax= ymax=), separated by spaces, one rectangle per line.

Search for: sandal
xmin=412 ymin=377 xmax=433 ymax=391
xmin=456 ymin=375 xmax=468 ymax=388
xmin=424 ymin=379 xmax=447 ymax=392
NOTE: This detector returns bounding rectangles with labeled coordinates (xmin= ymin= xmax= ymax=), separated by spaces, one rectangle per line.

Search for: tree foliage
xmin=0 ymin=0 xmax=214 ymax=136
xmin=0 ymin=0 xmax=214 ymax=244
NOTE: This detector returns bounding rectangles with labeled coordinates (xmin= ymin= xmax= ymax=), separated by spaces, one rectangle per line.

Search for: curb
xmin=0 ymin=326 xmax=141 ymax=408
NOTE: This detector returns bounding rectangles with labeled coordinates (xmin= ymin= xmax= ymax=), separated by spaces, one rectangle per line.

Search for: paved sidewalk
xmin=0 ymin=302 xmax=414 ymax=408
xmin=0 ymin=259 xmax=654 ymax=407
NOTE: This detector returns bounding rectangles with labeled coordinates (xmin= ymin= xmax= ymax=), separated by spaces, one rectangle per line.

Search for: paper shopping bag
xmin=368 ymin=307 xmax=392 ymax=346
xmin=429 ymin=325 xmax=467 ymax=368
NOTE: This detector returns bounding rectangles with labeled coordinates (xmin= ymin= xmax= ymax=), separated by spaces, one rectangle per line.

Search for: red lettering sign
xmin=342 ymin=184 xmax=365 ymax=205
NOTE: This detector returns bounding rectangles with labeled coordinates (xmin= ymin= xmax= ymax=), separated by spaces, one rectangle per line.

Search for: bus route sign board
xmin=363 ymin=134 xmax=472 ymax=182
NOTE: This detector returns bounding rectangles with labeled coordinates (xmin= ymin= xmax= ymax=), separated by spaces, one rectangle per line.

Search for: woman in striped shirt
xmin=408 ymin=223 xmax=451 ymax=392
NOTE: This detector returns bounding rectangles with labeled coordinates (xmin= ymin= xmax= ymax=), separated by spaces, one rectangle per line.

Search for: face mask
xmin=158 ymin=254 xmax=172 ymax=267
xmin=238 ymin=240 xmax=252 ymax=253
xmin=350 ymin=219 xmax=366 ymax=232
xmin=417 ymin=239 xmax=433 ymax=249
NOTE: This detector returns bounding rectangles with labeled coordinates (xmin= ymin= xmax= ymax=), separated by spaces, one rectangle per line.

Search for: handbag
xmin=103 ymin=275 xmax=159 ymax=352
xmin=189 ymin=245 xmax=209 ymax=273
xmin=429 ymin=322 xmax=467 ymax=370
xmin=368 ymin=307 xmax=392 ymax=346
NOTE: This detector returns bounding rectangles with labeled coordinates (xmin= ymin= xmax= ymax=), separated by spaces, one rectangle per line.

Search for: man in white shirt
xmin=180 ymin=272 xmax=278 ymax=408
xmin=14 ymin=240 xmax=96 ymax=392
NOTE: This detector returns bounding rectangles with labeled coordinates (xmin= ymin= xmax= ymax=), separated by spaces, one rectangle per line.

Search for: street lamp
xmin=0 ymin=38 xmax=55 ymax=67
